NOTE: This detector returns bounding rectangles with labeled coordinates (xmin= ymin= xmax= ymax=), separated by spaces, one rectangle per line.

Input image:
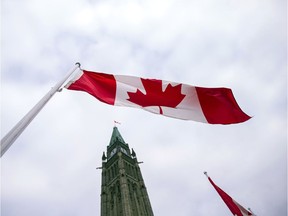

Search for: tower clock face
xmin=110 ymin=148 xmax=117 ymax=158
xmin=120 ymin=147 xmax=128 ymax=155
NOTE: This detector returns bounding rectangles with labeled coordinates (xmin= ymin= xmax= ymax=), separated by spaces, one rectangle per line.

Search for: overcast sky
xmin=1 ymin=0 xmax=287 ymax=215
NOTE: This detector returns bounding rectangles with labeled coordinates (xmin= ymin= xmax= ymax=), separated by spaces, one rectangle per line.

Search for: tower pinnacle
xmin=109 ymin=126 xmax=126 ymax=146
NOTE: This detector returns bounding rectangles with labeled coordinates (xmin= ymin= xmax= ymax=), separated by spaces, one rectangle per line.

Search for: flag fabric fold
xmin=65 ymin=70 xmax=251 ymax=125
xmin=206 ymin=174 xmax=253 ymax=216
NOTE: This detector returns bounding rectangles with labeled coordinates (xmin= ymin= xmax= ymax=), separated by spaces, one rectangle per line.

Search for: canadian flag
xmin=205 ymin=172 xmax=254 ymax=216
xmin=65 ymin=70 xmax=251 ymax=125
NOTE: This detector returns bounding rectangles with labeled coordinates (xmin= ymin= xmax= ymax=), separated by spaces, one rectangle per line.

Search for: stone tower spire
xmin=100 ymin=127 xmax=154 ymax=216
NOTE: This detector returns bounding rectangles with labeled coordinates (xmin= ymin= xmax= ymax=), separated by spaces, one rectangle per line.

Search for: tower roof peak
xmin=109 ymin=126 xmax=125 ymax=146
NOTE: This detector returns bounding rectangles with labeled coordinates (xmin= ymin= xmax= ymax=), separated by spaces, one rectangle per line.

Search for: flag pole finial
xmin=204 ymin=171 xmax=209 ymax=178
xmin=75 ymin=62 xmax=81 ymax=68
xmin=248 ymin=208 xmax=256 ymax=215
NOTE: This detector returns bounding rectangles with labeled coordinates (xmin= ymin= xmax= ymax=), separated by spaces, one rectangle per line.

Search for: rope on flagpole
xmin=0 ymin=63 xmax=81 ymax=157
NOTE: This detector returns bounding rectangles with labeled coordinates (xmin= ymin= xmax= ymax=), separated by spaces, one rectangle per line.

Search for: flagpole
xmin=1 ymin=63 xmax=81 ymax=157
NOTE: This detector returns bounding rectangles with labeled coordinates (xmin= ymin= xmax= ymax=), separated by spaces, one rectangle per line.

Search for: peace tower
xmin=100 ymin=127 xmax=154 ymax=216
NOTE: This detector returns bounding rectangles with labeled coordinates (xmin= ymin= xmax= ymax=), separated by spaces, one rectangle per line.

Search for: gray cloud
xmin=1 ymin=0 xmax=286 ymax=216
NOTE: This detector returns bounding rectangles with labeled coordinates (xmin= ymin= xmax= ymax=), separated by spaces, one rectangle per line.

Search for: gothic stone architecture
xmin=100 ymin=127 xmax=154 ymax=216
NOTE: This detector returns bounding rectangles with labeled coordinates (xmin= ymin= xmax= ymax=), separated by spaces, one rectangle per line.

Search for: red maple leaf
xmin=127 ymin=78 xmax=186 ymax=114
